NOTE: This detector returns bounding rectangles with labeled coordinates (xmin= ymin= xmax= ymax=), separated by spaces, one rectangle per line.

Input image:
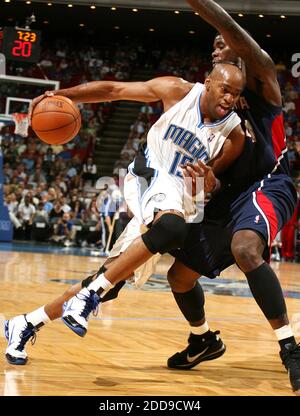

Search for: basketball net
xmin=12 ymin=113 xmax=29 ymax=137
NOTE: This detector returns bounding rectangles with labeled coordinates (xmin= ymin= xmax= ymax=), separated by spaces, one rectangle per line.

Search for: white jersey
xmin=126 ymin=81 xmax=241 ymax=225
xmin=110 ymin=82 xmax=241 ymax=288
xmin=142 ymin=82 xmax=241 ymax=180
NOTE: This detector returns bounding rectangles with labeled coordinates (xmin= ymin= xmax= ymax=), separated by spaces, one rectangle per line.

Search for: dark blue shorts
xmin=171 ymin=174 xmax=297 ymax=278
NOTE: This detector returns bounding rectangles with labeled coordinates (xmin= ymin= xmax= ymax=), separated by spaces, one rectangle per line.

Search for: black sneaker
xmin=167 ymin=330 xmax=226 ymax=370
xmin=280 ymin=343 xmax=300 ymax=392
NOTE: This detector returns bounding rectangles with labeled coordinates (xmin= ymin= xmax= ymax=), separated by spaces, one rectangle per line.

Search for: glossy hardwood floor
xmin=0 ymin=249 xmax=300 ymax=396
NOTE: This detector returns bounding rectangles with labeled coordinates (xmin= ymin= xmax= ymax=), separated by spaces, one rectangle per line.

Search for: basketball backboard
xmin=0 ymin=74 xmax=60 ymax=120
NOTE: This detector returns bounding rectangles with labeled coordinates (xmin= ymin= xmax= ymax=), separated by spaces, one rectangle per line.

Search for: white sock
xmin=86 ymin=273 xmax=114 ymax=297
xmin=190 ymin=321 xmax=209 ymax=336
xmin=274 ymin=324 xmax=294 ymax=341
xmin=26 ymin=306 xmax=50 ymax=327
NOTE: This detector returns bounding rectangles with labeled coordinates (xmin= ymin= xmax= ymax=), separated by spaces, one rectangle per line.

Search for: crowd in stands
xmin=275 ymin=62 xmax=300 ymax=262
xmin=2 ymin=132 xmax=127 ymax=251
xmin=1 ymin=37 xmax=300 ymax=261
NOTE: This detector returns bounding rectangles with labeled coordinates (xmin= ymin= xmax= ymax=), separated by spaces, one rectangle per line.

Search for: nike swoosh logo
xmin=64 ymin=306 xmax=79 ymax=314
xmin=186 ymin=346 xmax=209 ymax=363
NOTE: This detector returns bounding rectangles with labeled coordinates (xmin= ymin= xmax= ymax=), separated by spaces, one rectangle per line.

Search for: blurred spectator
xmin=271 ymin=232 xmax=282 ymax=262
xmin=113 ymin=152 xmax=132 ymax=174
xmin=287 ymin=142 xmax=300 ymax=173
xmin=285 ymin=121 xmax=293 ymax=140
xmin=60 ymin=196 xmax=72 ymax=213
xmin=57 ymin=145 xmax=72 ymax=160
xmin=41 ymin=194 xmax=53 ymax=213
xmin=51 ymin=212 xmax=74 ymax=246
xmin=282 ymin=201 xmax=300 ymax=261
xmin=34 ymin=201 xmax=49 ymax=221
xmin=49 ymin=202 xmax=64 ymax=223
xmin=5 ymin=192 xmax=22 ymax=232
xmin=140 ymin=103 xmax=154 ymax=117
xmin=28 ymin=166 xmax=47 ymax=186
xmin=43 ymin=147 xmax=56 ymax=173
xmin=82 ymin=157 xmax=97 ymax=183
xmin=17 ymin=194 xmax=36 ymax=239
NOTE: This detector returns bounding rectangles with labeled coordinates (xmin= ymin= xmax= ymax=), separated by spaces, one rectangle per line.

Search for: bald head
xmin=209 ymin=62 xmax=244 ymax=86
xmin=203 ymin=62 xmax=245 ymax=121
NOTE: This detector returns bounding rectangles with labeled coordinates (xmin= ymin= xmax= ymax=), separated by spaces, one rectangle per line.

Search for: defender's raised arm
xmin=186 ymin=0 xmax=281 ymax=106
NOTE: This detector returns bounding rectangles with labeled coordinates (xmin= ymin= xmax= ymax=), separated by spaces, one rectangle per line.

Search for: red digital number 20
xmin=12 ymin=40 xmax=32 ymax=57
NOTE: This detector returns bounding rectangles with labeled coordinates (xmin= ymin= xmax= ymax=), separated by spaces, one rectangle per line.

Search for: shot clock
xmin=1 ymin=27 xmax=41 ymax=63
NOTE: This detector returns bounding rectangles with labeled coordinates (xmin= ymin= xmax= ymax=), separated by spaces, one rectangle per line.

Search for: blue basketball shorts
xmin=171 ymin=173 xmax=297 ymax=278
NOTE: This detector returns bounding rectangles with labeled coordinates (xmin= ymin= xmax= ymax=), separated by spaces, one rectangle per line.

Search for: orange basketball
xmin=31 ymin=95 xmax=81 ymax=145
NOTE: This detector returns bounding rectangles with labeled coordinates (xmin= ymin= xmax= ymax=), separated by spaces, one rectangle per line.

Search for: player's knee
xmin=231 ymin=239 xmax=262 ymax=271
xmin=167 ymin=264 xmax=182 ymax=289
xmin=142 ymin=213 xmax=188 ymax=254
xmin=167 ymin=263 xmax=196 ymax=292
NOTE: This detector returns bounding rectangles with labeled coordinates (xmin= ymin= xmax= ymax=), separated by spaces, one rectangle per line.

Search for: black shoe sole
xmin=168 ymin=344 xmax=226 ymax=370
xmin=291 ymin=379 xmax=300 ymax=393
xmin=6 ymin=353 xmax=28 ymax=365
xmin=62 ymin=315 xmax=87 ymax=337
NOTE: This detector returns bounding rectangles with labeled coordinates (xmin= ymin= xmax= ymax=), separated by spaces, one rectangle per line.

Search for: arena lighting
xmin=9 ymin=1 xmax=300 ymax=16
xmin=238 ymin=13 xmax=244 ymax=17
xmin=111 ymin=7 xmax=116 ymax=10
xmin=259 ymin=14 xmax=264 ymax=18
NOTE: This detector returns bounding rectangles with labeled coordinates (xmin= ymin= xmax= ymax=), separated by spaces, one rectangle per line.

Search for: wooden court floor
xmin=0 ymin=249 xmax=300 ymax=396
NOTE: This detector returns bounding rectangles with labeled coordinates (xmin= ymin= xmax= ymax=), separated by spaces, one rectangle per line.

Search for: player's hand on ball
xmin=31 ymin=95 xmax=81 ymax=145
xmin=28 ymin=91 xmax=54 ymax=125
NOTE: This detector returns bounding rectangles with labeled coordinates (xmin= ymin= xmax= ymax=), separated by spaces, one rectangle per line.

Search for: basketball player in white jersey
xmin=5 ymin=62 xmax=245 ymax=364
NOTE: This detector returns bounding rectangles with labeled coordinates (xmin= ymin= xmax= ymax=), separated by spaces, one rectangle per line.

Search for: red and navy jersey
xmin=219 ymin=87 xmax=289 ymax=193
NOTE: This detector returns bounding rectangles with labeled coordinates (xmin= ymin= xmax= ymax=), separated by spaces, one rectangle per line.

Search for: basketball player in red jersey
xmin=165 ymin=0 xmax=300 ymax=394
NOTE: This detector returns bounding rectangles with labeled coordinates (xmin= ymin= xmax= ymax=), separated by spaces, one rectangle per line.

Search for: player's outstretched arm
xmin=55 ymin=76 xmax=192 ymax=110
xmin=186 ymin=0 xmax=281 ymax=106
xmin=29 ymin=76 xmax=193 ymax=122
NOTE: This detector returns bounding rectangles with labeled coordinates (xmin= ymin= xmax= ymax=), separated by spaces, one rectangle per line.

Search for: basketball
xmin=31 ymin=95 xmax=81 ymax=145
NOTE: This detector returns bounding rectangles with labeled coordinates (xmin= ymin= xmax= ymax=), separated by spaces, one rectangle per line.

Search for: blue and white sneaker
xmin=62 ymin=288 xmax=100 ymax=337
xmin=5 ymin=315 xmax=36 ymax=365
